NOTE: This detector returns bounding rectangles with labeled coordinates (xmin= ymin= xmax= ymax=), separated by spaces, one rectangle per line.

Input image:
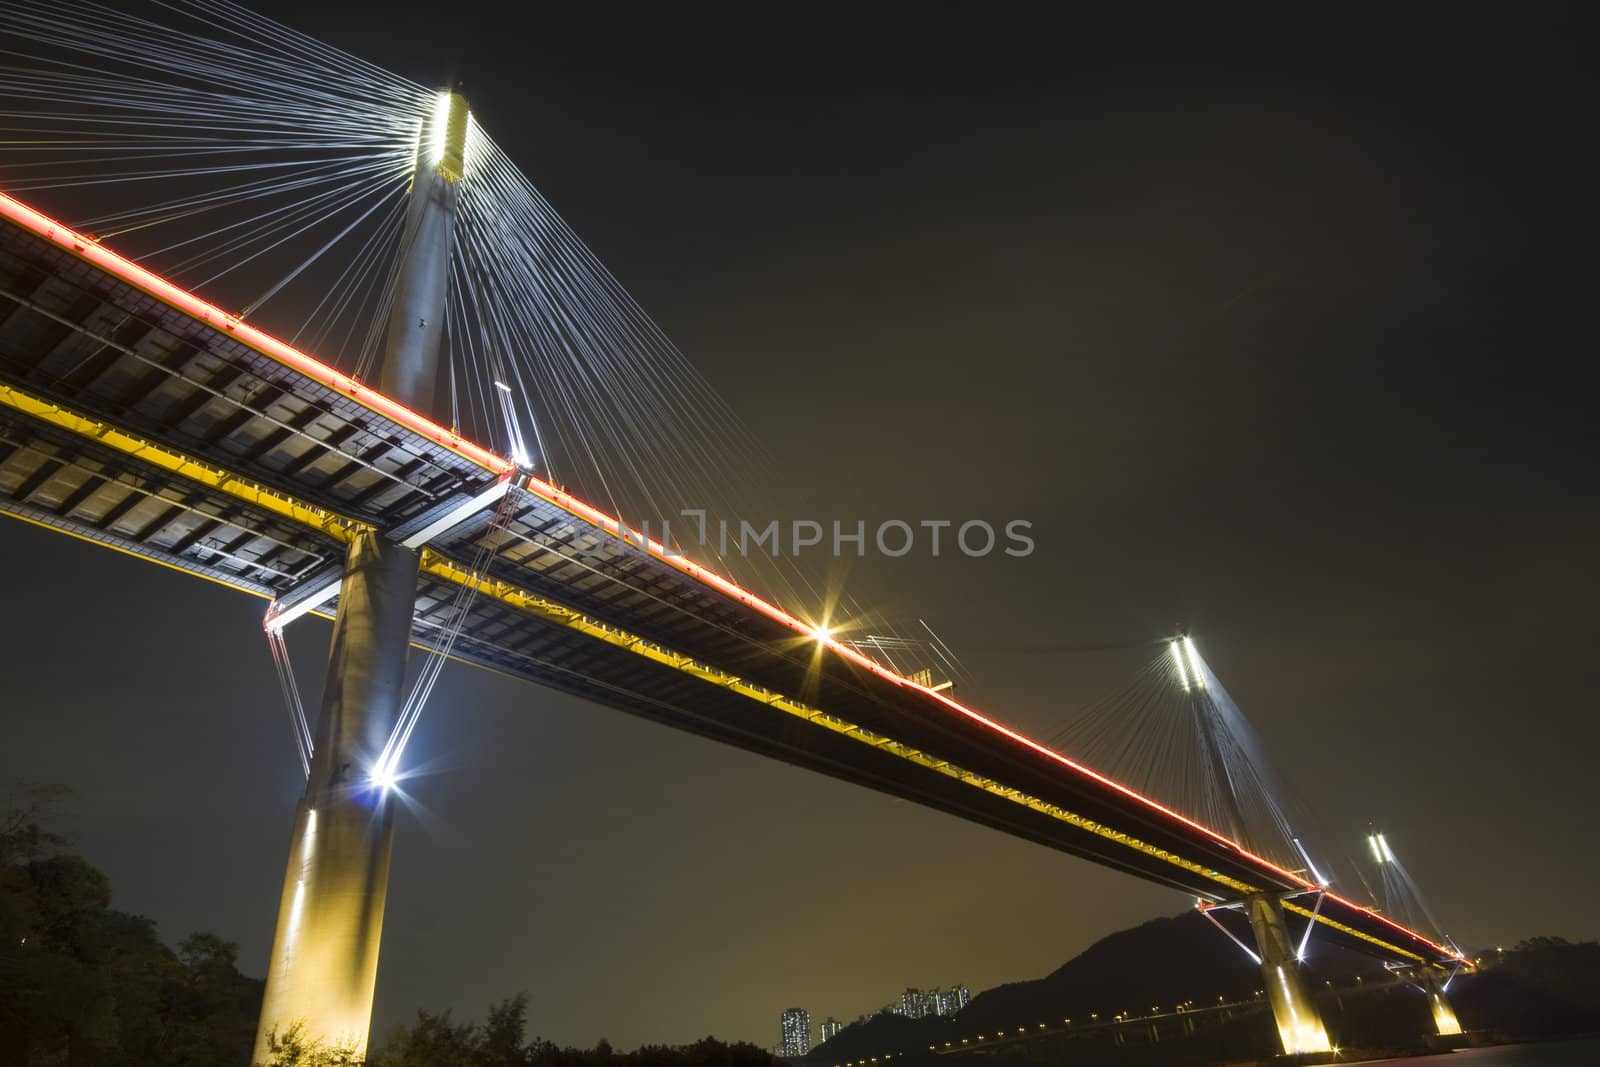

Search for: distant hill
xmin=962 ymin=911 xmax=1389 ymax=1031
xmin=806 ymin=916 xmax=1600 ymax=1067
xmin=807 ymin=910 xmax=1383 ymax=1065
xmin=1453 ymin=938 xmax=1600 ymax=1041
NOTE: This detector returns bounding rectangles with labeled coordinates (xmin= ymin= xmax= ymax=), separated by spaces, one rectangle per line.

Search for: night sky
xmin=1 ymin=2 xmax=1595 ymax=1051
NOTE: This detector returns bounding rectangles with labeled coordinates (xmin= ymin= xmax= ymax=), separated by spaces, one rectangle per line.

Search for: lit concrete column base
xmin=1246 ymin=893 xmax=1333 ymax=1056
xmin=252 ymin=792 xmax=396 ymax=1063
xmin=1422 ymin=965 xmax=1463 ymax=1036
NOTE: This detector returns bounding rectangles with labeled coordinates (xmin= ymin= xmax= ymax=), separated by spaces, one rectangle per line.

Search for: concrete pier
xmin=1246 ymin=892 xmax=1333 ymax=1056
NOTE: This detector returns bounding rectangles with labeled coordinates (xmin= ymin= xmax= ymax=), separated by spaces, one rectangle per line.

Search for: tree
xmin=480 ymin=994 xmax=531 ymax=1066
xmin=0 ymin=785 xmax=70 ymax=866
xmin=1514 ymin=936 xmax=1574 ymax=951
xmin=376 ymin=1008 xmax=481 ymax=1067
xmin=1 ymin=785 xmax=263 ymax=1066
xmin=172 ymin=933 xmax=263 ymax=1064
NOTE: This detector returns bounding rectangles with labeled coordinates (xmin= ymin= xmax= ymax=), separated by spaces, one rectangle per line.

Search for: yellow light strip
xmin=0 ymin=381 xmax=364 ymax=543
xmin=0 ymin=189 xmax=510 ymax=475
xmin=432 ymin=91 xmax=470 ymax=182
xmin=0 ymin=375 xmax=1426 ymax=961
xmin=418 ymin=550 xmax=1258 ymax=896
xmin=1283 ymin=898 xmax=1422 ymax=963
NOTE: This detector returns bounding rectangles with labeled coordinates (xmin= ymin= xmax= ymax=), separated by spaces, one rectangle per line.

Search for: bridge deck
xmin=0 ymin=189 xmax=1462 ymax=969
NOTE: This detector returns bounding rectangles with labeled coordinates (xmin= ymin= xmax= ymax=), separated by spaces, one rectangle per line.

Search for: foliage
xmin=1 ymin=788 xmax=778 ymax=1067
xmin=374 ymin=1006 xmax=484 ymax=1067
xmin=1512 ymin=935 xmax=1574 ymax=951
xmin=260 ymin=1021 xmax=364 ymax=1067
xmin=0 ymin=786 xmax=263 ymax=1066
xmin=372 ymin=997 xmax=781 ymax=1067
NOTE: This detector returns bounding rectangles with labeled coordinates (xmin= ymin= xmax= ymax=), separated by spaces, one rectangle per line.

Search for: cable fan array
xmin=0 ymin=0 xmax=979 ymax=758
xmin=1044 ymin=637 xmax=1457 ymax=950
xmin=1042 ymin=643 xmax=1321 ymax=870
xmin=0 ymin=0 xmax=851 ymax=615
xmin=0 ymin=0 xmax=424 ymax=344
xmin=1365 ymin=828 xmax=1460 ymax=955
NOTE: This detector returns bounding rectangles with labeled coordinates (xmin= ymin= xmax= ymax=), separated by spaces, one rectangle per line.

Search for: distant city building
xmin=820 ymin=1017 xmax=845 ymax=1043
xmin=780 ymin=1007 xmax=811 ymax=1057
xmin=893 ymin=985 xmax=972 ymax=1019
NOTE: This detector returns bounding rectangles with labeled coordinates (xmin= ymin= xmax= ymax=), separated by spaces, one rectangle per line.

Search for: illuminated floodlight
xmin=1376 ymin=832 xmax=1397 ymax=863
xmin=1170 ymin=640 xmax=1191 ymax=691
xmin=424 ymin=90 xmax=471 ymax=180
xmin=1183 ymin=636 xmax=1206 ymax=691
xmin=371 ymin=763 xmax=398 ymax=794
xmin=428 ymin=90 xmax=452 ymax=166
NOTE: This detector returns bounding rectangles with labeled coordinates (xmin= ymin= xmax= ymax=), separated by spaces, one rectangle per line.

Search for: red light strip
xmin=506 ymin=444 xmax=1461 ymax=957
xmin=516 ymin=475 xmax=1458 ymax=959
xmin=0 ymin=190 xmax=514 ymax=477
xmin=0 ymin=188 xmax=1459 ymax=962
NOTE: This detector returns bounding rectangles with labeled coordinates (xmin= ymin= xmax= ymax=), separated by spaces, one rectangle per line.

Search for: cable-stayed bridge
xmin=0 ymin=3 xmax=1473 ymax=1061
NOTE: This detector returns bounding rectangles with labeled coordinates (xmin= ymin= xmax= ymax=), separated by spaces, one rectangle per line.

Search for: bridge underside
xmin=0 ymin=196 xmax=1461 ymax=971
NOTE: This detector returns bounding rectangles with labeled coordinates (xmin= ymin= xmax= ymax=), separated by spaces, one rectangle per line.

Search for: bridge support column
xmin=1245 ymin=893 xmax=1333 ymax=1057
xmin=252 ymin=531 xmax=412 ymax=1062
xmin=253 ymin=89 xmax=469 ymax=1065
xmin=1421 ymin=964 xmax=1463 ymax=1036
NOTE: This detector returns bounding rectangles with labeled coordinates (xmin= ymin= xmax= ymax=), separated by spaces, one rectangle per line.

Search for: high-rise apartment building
xmin=780 ymin=1007 xmax=811 ymax=1057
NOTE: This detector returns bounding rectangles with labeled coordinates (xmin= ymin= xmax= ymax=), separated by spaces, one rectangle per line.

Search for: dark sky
xmin=2 ymin=1 xmax=1596 ymax=1051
